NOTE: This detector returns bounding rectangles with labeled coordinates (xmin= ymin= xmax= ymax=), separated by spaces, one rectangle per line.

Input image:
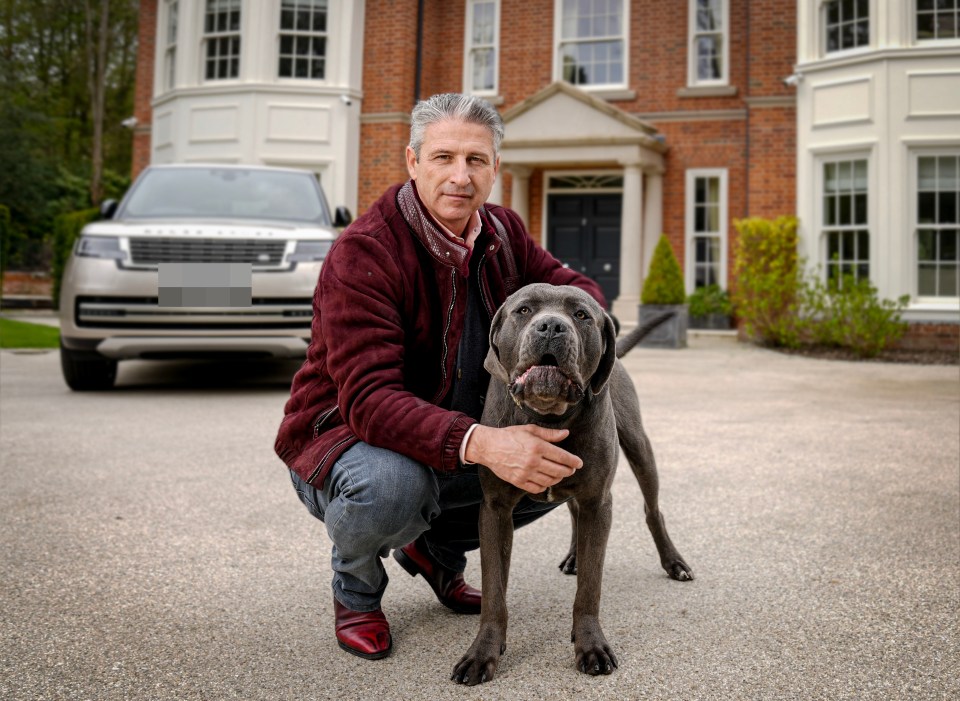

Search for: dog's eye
xmin=517 ymin=306 xmax=531 ymax=315
xmin=575 ymin=310 xmax=589 ymax=320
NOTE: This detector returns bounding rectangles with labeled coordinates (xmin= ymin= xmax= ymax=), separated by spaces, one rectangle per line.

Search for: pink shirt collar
xmin=437 ymin=210 xmax=483 ymax=251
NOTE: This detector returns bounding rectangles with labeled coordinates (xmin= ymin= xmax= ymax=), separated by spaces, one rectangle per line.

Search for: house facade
xmin=133 ymin=0 xmax=797 ymax=322
xmin=795 ymin=0 xmax=960 ymax=339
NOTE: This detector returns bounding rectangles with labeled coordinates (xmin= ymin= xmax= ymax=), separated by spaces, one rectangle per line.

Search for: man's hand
xmin=464 ymin=424 xmax=582 ymax=494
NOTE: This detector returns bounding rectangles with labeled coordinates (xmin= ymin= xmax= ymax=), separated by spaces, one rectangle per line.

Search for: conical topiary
xmin=641 ymin=235 xmax=686 ymax=305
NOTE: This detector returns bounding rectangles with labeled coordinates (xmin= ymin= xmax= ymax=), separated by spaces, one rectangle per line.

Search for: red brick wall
xmin=360 ymin=0 xmax=798 ymax=274
xmin=132 ymin=0 xmax=157 ymax=179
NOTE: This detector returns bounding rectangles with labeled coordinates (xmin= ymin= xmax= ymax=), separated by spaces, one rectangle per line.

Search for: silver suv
xmin=59 ymin=164 xmax=349 ymax=390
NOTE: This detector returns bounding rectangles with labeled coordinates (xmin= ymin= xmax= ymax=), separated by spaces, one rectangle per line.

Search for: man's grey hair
xmin=409 ymin=93 xmax=504 ymax=160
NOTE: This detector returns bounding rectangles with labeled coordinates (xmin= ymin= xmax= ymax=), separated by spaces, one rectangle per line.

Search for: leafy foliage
xmin=732 ymin=216 xmax=801 ymax=345
xmin=687 ymin=284 xmax=732 ymax=318
xmin=0 ymin=0 xmax=138 ymax=272
xmin=641 ymin=235 xmax=686 ymax=305
xmin=733 ymin=216 xmax=909 ymax=358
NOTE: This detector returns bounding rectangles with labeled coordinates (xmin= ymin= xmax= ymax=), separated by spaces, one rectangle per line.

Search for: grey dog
xmin=451 ymin=283 xmax=693 ymax=685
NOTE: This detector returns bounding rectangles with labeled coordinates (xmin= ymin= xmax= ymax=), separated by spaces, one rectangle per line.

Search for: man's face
xmin=406 ymin=118 xmax=500 ymax=236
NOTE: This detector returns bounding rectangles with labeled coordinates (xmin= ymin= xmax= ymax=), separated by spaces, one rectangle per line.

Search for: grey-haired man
xmin=276 ymin=93 xmax=606 ymax=659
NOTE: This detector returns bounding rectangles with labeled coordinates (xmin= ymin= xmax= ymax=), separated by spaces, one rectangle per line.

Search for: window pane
xmin=941 ymin=230 xmax=959 ymax=261
xmin=941 ymin=264 xmax=958 ymax=296
xmin=858 ymin=230 xmax=869 ymax=259
xmin=854 ymin=159 xmax=868 ymax=189
xmin=917 ymin=12 xmax=936 ymax=39
xmin=838 ymin=161 xmax=852 ymax=189
xmin=918 ymin=192 xmax=937 ymax=224
xmin=843 ymin=230 xmax=856 ymax=258
xmin=940 ymin=192 xmax=958 ymax=224
xmin=824 ymin=162 xmax=837 ymax=192
xmin=828 ymin=232 xmax=840 ymax=260
xmin=918 ymin=157 xmax=938 ymax=189
xmin=918 ymin=264 xmax=938 ymax=295
xmin=939 ymin=156 xmax=958 ymax=189
xmin=279 ymin=57 xmax=292 ymax=77
xmin=918 ymin=230 xmax=937 ymax=260
xmin=825 ymin=196 xmax=837 ymax=225
xmin=854 ymin=193 xmax=867 ymax=224
xmin=839 ymin=194 xmax=851 ymax=225
xmin=706 ymin=204 xmax=720 ymax=232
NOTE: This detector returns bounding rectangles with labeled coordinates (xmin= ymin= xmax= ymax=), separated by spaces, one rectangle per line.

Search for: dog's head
xmin=484 ymin=283 xmax=617 ymax=416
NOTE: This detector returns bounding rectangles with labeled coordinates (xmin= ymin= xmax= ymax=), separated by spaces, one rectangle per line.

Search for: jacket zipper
xmin=431 ymin=269 xmax=457 ymax=404
xmin=308 ymin=436 xmax=354 ymax=484
xmin=313 ymin=405 xmax=339 ymax=439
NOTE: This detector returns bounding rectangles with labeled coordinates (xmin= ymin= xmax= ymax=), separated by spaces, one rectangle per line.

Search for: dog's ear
xmin=590 ymin=312 xmax=619 ymax=395
xmin=483 ymin=303 xmax=512 ymax=385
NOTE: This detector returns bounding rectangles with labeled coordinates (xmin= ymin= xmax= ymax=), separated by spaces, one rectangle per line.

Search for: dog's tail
xmin=615 ymin=310 xmax=676 ymax=358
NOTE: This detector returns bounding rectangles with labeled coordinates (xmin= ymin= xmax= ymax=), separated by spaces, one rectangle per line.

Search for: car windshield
xmin=118 ymin=167 xmax=330 ymax=224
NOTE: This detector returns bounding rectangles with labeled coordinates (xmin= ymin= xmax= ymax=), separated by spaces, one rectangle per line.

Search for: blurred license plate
xmin=157 ymin=263 xmax=252 ymax=307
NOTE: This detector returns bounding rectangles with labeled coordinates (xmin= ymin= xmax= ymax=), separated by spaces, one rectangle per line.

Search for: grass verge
xmin=0 ymin=317 xmax=60 ymax=349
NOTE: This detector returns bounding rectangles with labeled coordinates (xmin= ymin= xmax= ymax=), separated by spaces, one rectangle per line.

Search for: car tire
xmin=60 ymin=342 xmax=118 ymax=391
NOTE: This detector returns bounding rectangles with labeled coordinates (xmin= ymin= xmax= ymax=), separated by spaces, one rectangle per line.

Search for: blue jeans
xmin=289 ymin=441 xmax=564 ymax=612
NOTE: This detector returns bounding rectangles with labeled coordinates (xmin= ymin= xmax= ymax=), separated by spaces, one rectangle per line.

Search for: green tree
xmin=0 ymin=0 xmax=137 ymax=269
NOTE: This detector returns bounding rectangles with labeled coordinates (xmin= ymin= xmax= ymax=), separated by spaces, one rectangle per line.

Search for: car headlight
xmin=288 ymin=240 xmax=332 ymax=262
xmin=76 ymin=235 xmax=125 ymax=260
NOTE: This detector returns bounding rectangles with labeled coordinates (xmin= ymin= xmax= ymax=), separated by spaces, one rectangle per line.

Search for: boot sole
xmin=337 ymin=638 xmax=393 ymax=660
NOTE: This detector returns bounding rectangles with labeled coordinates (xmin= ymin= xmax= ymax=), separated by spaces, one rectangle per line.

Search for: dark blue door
xmin=547 ymin=194 xmax=621 ymax=307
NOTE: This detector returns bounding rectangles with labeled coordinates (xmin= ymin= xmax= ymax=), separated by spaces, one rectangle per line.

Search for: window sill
xmin=469 ymin=94 xmax=504 ymax=106
xmin=677 ymin=85 xmax=738 ymax=98
xmin=574 ymin=86 xmax=637 ymax=102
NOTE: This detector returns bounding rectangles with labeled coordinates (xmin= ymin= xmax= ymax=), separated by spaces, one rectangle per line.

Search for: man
xmin=275 ymin=93 xmax=606 ymax=660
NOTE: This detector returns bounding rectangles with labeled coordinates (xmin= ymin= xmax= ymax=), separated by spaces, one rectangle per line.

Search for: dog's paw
xmin=451 ymin=641 xmax=505 ymax=686
xmin=574 ymin=633 xmax=618 ymax=676
xmin=666 ymin=559 xmax=694 ymax=581
xmin=558 ymin=551 xmax=577 ymax=575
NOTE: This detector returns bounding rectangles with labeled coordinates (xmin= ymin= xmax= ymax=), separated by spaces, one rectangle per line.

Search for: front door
xmin=547 ymin=194 xmax=622 ymax=306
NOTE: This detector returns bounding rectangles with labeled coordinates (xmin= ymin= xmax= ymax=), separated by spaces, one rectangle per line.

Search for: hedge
xmin=51 ymin=207 xmax=99 ymax=309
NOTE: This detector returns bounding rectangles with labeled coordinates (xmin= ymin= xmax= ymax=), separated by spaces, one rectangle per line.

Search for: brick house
xmin=132 ymin=0 xmax=798 ymax=322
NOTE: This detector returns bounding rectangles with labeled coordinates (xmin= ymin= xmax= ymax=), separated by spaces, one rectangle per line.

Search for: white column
xmin=612 ymin=161 xmax=644 ymax=323
xmin=507 ymin=166 xmax=533 ymax=226
xmin=642 ymin=171 xmax=664 ymax=296
xmin=488 ymin=171 xmax=504 ymax=206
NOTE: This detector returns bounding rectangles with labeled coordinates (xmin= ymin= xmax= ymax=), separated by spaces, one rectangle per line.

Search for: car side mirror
xmin=100 ymin=199 xmax=118 ymax=220
xmin=334 ymin=206 xmax=352 ymax=228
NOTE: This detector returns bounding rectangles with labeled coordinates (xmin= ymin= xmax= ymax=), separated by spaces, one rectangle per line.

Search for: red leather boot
xmin=393 ymin=536 xmax=481 ymax=614
xmin=333 ymin=598 xmax=392 ymax=660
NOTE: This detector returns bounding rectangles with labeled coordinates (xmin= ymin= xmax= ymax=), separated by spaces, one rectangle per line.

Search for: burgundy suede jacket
xmin=274 ymin=181 xmax=606 ymax=488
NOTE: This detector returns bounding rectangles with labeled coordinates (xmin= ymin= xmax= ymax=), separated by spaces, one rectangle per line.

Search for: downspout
xmin=414 ymin=0 xmax=425 ymax=104
xmin=744 ymin=0 xmax=752 ymax=217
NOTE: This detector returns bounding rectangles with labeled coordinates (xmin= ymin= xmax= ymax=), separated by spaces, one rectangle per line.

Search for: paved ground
xmin=1 ymin=327 xmax=957 ymax=701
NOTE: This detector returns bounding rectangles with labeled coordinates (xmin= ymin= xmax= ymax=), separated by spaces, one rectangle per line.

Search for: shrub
xmin=641 ymin=235 xmax=686 ymax=305
xmin=801 ymin=274 xmax=909 ymax=358
xmin=51 ymin=207 xmax=98 ymax=309
xmin=732 ymin=216 xmax=802 ymax=347
xmin=687 ymin=284 xmax=732 ymax=318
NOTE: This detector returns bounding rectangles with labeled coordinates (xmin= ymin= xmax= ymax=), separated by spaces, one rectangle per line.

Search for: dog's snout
xmin=536 ymin=316 xmax=569 ymax=338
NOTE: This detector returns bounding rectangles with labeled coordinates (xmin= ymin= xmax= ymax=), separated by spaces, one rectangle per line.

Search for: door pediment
xmin=501 ymin=82 xmax=665 ymax=153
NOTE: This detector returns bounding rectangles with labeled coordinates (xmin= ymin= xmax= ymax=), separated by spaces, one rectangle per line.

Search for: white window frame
xmin=277 ymin=0 xmax=330 ymax=81
xmin=817 ymin=154 xmax=871 ymax=288
xmin=163 ymin=0 xmax=179 ymax=92
xmin=463 ymin=0 xmax=499 ymax=96
xmin=912 ymin=149 xmax=960 ymax=303
xmin=822 ymin=0 xmax=871 ymax=56
xmin=552 ymin=0 xmax=629 ymax=91
xmin=201 ymin=0 xmax=242 ymax=82
xmin=687 ymin=0 xmax=729 ymax=87
xmin=685 ymin=169 xmax=728 ymax=292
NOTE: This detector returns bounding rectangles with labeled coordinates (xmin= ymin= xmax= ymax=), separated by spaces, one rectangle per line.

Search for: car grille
xmin=75 ymin=296 xmax=312 ymax=330
xmin=128 ymin=238 xmax=286 ymax=267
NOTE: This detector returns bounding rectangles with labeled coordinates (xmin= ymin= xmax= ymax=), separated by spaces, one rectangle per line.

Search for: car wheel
xmin=60 ymin=342 xmax=118 ymax=391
